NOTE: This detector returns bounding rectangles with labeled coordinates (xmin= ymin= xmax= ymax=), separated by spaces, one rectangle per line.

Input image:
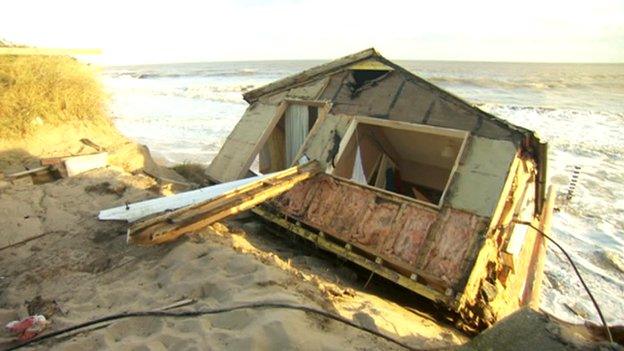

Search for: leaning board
xmin=206 ymin=102 xmax=282 ymax=182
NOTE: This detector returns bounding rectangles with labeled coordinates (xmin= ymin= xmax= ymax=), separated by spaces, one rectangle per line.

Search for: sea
xmin=102 ymin=60 xmax=624 ymax=325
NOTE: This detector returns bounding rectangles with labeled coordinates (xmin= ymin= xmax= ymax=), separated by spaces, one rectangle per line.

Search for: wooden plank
xmin=347 ymin=115 xmax=469 ymax=139
xmin=524 ymin=185 xmax=555 ymax=308
xmin=326 ymin=119 xmax=357 ymax=174
xmin=296 ymin=114 xmax=352 ymax=170
xmin=128 ymin=162 xmax=321 ymax=245
xmin=206 ymin=102 xmax=283 ymax=182
xmin=437 ymin=134 xmax=469 ymax=206
xmin=99 ymin=174 xmax=269 ymax=222
xmin=290 ymin=101 xmax=333 ymax=165
xmin=134 ymin=164 xmax=312 ymax=231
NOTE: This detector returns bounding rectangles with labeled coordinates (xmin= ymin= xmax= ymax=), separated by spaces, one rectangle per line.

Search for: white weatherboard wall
xmin=447 ymin=137 xmax=516 ymax=217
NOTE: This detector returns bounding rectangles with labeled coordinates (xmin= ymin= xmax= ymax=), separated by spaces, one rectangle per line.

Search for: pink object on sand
xmin=5 ymin=315 xmax=48 ymax=341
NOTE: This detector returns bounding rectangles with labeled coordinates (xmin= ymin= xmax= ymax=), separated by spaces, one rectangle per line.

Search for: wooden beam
xmin=437 ymin=134 xmax=469 ymax=206
xmin=128 ymin=161 xmax=321 ymax=245
xmin=349 ymin=115 xmax=469 ymax=139
xmin=525 ymin=185 xmax=555 ymax=308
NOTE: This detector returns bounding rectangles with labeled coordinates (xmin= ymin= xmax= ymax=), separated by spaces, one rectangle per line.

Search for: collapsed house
xmin=201 ymin=48 xmax=553 ymax=329
xmin=99 ymin=48 xmax=552 ymax=331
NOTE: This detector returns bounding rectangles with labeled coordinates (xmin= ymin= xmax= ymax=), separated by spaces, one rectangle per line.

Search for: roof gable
xmin=243 ymin=48 xmax=380 ymax=103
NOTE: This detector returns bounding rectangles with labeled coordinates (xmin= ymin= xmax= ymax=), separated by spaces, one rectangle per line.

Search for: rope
xmin=513 ymin=220 xmax=614 ymax=344
xmin=4 ymin=302 xmax=450 ymax=351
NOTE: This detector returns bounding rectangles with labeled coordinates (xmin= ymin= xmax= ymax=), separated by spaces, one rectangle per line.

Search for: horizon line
xmin=100 ymin=57 xmax=624 ymax=67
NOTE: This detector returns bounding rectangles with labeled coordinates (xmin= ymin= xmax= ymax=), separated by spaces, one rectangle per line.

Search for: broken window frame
xmin=327 ymin=115 xmax=469 ymax=209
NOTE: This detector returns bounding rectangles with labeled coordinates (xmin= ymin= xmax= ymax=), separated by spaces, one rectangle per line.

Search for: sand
xmin=0 ymin=162 xmax=467 ymax=350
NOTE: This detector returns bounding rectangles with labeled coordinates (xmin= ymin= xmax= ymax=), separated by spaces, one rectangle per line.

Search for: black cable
xmin=4 ymin=302 xmax=449 ymax=351
xmin=513 ymin=220 xmax=614 ymax=344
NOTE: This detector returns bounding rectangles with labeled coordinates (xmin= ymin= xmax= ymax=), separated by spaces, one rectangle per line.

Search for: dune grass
xmin=0 ymin=54 xmax=108 ymax=138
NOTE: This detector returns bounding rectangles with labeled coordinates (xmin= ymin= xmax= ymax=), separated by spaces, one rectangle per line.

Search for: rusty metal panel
xmin=417 ymin=209 xmax=485 ymax=286
xmin=383 ymin=205 xmax=437 ymax=266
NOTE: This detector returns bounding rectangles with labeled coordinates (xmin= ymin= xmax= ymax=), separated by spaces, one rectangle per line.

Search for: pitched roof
xmin=243 ymin=48 xmax=380 ymax=103
xmin=242 ymin=48 xmax=548 ymax=212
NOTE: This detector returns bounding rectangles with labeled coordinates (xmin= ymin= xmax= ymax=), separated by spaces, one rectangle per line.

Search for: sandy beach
xmin=0 ymin=158 xmax=466 ymax=350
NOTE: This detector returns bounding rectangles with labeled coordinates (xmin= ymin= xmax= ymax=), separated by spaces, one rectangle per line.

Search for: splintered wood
xmin=127 ymin=161 xmax=320 ymax=245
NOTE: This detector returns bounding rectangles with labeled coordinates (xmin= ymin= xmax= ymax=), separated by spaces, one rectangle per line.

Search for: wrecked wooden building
xmin=202 ymin=48 xmax=553 ymax=329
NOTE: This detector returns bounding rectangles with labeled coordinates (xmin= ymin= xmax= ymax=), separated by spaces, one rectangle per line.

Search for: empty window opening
xmin=331 ymin=119 xmax=467 ymax=207
xmin=259 ymin=103 xmax=320 ymax=174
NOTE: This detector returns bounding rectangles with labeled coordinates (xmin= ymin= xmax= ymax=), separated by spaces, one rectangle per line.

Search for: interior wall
xmin=330 ymin=120 xmax=465 ymax=204
xmin=398 ymin=160 xmax=449 ymax=191
xmin=259 ymin=121 xmax=285 ymax=173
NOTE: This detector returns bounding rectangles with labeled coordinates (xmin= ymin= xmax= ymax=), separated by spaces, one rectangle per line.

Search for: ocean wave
xmin=108 ymin=68 xmax=262 ymax=80
xmin=427 ymin=75 xmax=624 ymax=91
xmin=160 ymin=84 xmax=254 ymax=104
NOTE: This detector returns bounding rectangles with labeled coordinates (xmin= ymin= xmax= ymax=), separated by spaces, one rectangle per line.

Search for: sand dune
xmin=0 ymin=166 xmax=466 ymax=350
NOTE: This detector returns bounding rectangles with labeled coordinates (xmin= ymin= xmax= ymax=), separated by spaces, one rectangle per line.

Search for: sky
xmin=1 ymin=0 xmax=623 ymax=64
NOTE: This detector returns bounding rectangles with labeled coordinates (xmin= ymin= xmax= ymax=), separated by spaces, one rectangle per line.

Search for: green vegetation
xmin=0 ymin=54 xmax=108 ymax=138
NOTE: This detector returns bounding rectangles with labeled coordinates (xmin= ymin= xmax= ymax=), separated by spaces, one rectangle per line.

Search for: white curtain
xmin=351 ymin=144 xmax=367 ymax=184
xmin=285 ymin=104 xmax=309 ymax=166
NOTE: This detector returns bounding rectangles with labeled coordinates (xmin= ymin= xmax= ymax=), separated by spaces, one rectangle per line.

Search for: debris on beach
xmin=126 ymin=161 xmax=320 ymax=245
xmin=5 ymin=315 xmax=49 ymax=341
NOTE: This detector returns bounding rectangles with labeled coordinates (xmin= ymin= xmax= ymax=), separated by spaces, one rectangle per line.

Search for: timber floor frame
xmin=252 ymin=205 xmax=450 ymax=304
